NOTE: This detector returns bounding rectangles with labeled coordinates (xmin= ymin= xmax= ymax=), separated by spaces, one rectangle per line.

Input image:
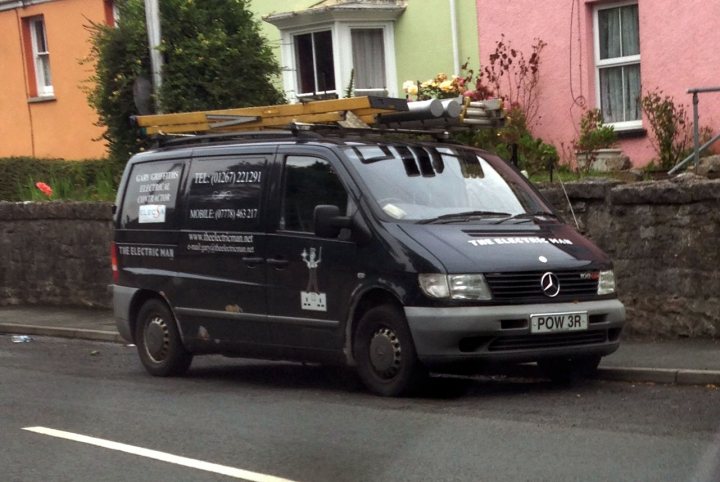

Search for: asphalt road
xmin=2 ymin=335 xmax=720 ymax=482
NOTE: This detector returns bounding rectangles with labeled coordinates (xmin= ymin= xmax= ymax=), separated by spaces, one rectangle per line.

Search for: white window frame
xmin=290 ymin=28 xmax=339 ymax=99
xmin=341 ymin=23 xmax=394 ymax=97
xmin=593 ymin=1 xmax=641 ymax=131
xmin=278 ymin=21 xmax=397 ymax=102
xmin=28 ymin=17 xmax=53 ymax=97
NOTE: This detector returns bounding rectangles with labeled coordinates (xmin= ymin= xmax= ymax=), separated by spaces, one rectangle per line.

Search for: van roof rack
xmin=287 ymin=122 xmax=453 ymax=141
xmin=155 ymin=125 xmax=452 ymax=149
xmin=131 ymin=96 xmax=504 ymax=139
xmin=159 ymin=130 xmax=303 ymax=148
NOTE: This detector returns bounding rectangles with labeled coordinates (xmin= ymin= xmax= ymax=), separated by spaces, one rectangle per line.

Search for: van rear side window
xmin=121 ymin=160 xmax=184 ymax=228
xmin=185 ymin=156 xmax=268 ymax=230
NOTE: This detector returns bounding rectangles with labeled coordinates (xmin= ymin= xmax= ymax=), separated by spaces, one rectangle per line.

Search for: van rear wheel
xmin=353 ymin=304 xmax=427 ymax=397
xmin=135 ymin=299 xmax=192 ymax=377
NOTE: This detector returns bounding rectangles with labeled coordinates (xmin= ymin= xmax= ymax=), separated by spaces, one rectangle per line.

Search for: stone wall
xmin=0 ymin=178 xmax=718 ymax=337
xmin=539 ymin=176 xmax=720 ymax=338
xmin=0 ymin=202 xmax=113 ymax=308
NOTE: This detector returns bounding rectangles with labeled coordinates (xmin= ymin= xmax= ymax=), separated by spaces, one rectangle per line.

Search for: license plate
xmin=530 ymin=312 xmax=588 ymax=334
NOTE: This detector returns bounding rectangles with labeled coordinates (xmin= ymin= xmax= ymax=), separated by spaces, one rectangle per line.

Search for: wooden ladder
xmin=132 ymin=96 xmax=409 ymax=136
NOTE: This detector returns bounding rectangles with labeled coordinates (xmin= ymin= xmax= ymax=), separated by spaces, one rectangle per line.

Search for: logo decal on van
xmin=138 ymin=204 xmax=166 ymax=223
xmin=301 ymin=247 xmax=327 ymax=312
xmin=467 ymin=237 xmax=573 ymax=247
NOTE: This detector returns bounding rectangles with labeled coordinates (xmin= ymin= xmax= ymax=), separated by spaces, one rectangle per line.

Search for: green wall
xmin=248 ymin=0 xmax=480 ymax=97
xmin=395 ymin=0 xmax=479 ymax=88
xmin=250 ymin=0 xmax=315 ymax=58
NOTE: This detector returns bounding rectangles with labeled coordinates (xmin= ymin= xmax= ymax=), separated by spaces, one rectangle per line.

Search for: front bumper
xmin=404 ymin=299 xmax=625 ymax=368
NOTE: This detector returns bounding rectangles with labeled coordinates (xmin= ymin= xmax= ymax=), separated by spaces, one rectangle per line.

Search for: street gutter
xmin=2 ymin=324 xmax=720 ymax=386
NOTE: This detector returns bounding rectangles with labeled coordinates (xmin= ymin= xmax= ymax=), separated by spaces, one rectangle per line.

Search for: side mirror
xmin=314 ymin=205 xmax=351 ymax=238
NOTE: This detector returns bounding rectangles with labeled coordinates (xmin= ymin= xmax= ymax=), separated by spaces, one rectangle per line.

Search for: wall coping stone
xmin=537 ymin=179 xmax=621 ymax=200
xmin=539 ymin=178 xmax=720 ymax=206
xmin=610 ymin=178 xmax=720 ymax=205
xmin=0 ymin=201 xmax=113 ymax=220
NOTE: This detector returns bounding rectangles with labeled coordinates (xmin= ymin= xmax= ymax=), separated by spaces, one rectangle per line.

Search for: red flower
xmin=35 ymin=182 xmax=53 ymax=198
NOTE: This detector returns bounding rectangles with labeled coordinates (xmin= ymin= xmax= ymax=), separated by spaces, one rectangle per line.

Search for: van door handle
xmin=242 ymin=256 xmax=265 ymax=265
xmin=266 ymin=257 xmax=289 ymax=268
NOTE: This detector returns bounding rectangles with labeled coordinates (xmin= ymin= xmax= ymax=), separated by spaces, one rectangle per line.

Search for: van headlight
xmin=419 ymin=274 xmax=492 ymax=300
xmin=598 ymin=270 xmax=616 ymax=295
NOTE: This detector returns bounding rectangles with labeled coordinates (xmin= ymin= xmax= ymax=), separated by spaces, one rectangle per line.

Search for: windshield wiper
xmin=419 ymin=210 xmax=511 ymax=224
xmin=493 ymin=211 xmax=559 ymax=224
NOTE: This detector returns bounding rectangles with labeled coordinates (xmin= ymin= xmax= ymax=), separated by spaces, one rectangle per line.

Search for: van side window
xmin=121 ymin=160 xmax=184 ymax=229
xmin=280 ymin=156 xmax=348 ymax=233
xmin=185 ymin=156 xmax=267 ymax=230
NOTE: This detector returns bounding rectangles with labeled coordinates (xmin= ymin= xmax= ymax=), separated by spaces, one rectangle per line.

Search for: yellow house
xmin=0 ymin=0 xmax=113 ymax=159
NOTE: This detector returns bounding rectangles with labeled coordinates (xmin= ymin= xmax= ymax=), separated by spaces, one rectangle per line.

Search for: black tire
xmin=538 ymin=355 xmax=601 ymax=385
xmin=353 ymin=304 xmax=427 ymax=397
xmin=135 ymin=299 xmax=193 ymax=377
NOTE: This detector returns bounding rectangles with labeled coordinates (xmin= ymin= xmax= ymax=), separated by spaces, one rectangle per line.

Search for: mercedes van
xmin=111 ymin=131 xmax=625 ymax=396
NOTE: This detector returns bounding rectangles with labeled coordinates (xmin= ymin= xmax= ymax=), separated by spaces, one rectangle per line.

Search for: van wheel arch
xmin=134 ymin=297 xmax=193 ymax=376
xmin=352 ymin=302 xmax=427 ymax=396
xmin=129 ymin=290 xmax=180 ymax=344
xmin=345 ymin=288 xmax=405 ymax=365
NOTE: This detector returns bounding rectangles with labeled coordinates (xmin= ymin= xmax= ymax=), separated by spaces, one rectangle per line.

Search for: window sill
xmin=28 ymin=95 xmax=56 ymax=104
xmin=615 ymin=127 xmax=647 ymax=139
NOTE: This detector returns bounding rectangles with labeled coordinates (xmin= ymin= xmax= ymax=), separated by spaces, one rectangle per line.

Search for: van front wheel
xmin=353 ymin=304 xmax=427 ymax=396
xmin=135 ymin=299 xmax=192 ymax=377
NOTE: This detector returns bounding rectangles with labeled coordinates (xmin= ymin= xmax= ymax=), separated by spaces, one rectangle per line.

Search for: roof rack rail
xmin=158 ymin=130 xmax=305 ymax=148
xmin=287 ymin=122 xmax=452 ymax=141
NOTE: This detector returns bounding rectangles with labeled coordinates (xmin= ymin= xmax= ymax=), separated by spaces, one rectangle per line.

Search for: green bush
xmin=0 ymin=157 xmax=121 ymax=202
xmin=574 ymin=109 xmax=616 ymax=172
xmin=576 ymin=109 xmax=616 ymax=152
xmin=452 ymin=107 xmax=558 ymax=175
xmin=639 ymin=89 xmax=713 ymax=171
xmin=84 ymin=0 xmax=152 ymax=164
xmin=85 ymin=0 xmax=285 ymax=164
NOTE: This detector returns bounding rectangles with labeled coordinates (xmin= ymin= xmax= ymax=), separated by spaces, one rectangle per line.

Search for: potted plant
xmin=575 ymin=109 xmax=621 ymax=172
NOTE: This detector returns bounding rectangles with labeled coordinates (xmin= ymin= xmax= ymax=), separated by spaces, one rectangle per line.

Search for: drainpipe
xmin=144 ymin=0 xmax=163 ymax=111
xmin=449 ymin=0 xmax=460 ymax=74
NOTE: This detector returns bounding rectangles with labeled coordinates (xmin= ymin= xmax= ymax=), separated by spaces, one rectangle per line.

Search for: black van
xmin=111 ymin=131 xmax=625 ymax=396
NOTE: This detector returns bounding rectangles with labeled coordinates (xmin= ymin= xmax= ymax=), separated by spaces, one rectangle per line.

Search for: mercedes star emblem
xmin=540 ymin=272 xmax=560 ymax=297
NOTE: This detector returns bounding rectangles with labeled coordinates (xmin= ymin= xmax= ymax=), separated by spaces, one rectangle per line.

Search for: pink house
xmin=477 ymin=0 xmax=720 ymax=168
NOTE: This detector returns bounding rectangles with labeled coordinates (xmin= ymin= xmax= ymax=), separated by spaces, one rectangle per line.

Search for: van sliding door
xmin=174 ymin=150 xmax=271 ymax=348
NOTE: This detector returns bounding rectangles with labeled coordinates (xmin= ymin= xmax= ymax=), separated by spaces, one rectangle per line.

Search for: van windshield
xmin=343 ymin=144 xmax=552 ymax=222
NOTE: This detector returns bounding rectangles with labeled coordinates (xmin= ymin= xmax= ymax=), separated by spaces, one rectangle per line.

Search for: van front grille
xmin=485 ymin=270 xmax=598 ymax=301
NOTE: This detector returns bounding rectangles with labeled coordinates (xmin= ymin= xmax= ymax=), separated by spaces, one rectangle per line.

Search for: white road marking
xmin=23 ymin=426 xmax=298 ymax=482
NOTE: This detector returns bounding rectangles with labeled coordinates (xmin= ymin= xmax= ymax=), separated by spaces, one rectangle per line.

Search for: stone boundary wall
xmin=539 ymin=177 xmax=720 ymax=338
xmin=0 ymin=202 xmax=113 ymax=308
xmin=0 ymin=178 xmax=718 ymax=337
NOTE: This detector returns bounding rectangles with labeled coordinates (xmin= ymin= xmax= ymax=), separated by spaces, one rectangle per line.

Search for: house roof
xmin=0 ymin=0 xmax=54 ymax=12
xmin=307 ymin=0 xmax=403 ymax=7
xmin=263 ymin=0 xmax=406 ymax=28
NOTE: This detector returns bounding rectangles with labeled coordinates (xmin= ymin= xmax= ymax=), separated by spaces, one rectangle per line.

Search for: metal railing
xmin=669 ymin=86 xmax=720 ymax=175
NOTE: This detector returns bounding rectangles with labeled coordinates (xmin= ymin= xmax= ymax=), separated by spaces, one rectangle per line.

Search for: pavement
xmin=0 ymin=305 xmax=719 ymax=386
